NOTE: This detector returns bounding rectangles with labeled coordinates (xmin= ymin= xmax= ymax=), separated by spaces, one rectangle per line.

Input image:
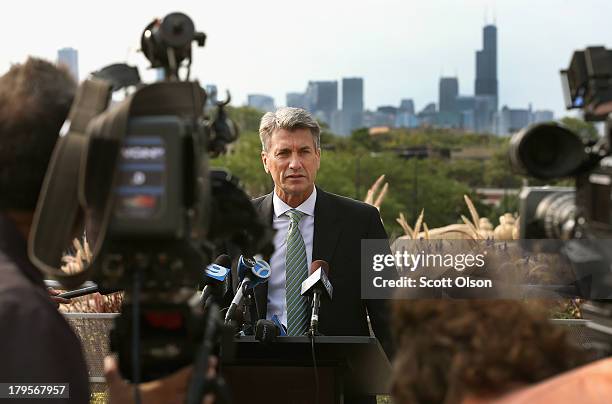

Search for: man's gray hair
xmin=259 ymin=107 xmax=321 ymax=152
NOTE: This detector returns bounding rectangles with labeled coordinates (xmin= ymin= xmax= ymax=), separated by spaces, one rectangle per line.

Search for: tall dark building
xmin=439 ymin=77 xmax=459 ymax=113
xmin=306 ymin=81 xmax=338 ymax=124
xmin=473 ymin=24 xmax=498 ymax=133
xmin=475 ymin=24 xmax=498 ymax=109
xmin=342 ymin=77 xmax=364 ymax=134
xmin=342 ymin=78 xmax=363 ymax=111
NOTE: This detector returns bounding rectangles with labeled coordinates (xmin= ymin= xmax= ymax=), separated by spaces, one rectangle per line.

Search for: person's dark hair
xmin=391 ymin=300 xmax=587 ymax=404
xmin=0 ymin=57 xmax=76 ymax=210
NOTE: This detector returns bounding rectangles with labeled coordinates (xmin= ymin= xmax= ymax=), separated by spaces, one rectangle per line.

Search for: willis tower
xmin=474 ymin=24 xmax=498 ymax=133
xmin=475 ymin=24 xmax=498 ymax=109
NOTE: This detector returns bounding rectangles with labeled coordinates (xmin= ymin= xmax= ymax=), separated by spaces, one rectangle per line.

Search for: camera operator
xmin=0 ymin=57 xmax=219 ymax=404
xmin=390 ymin=299 xmax=608 ymax=404
xmin=0 ymin=57 xmax=90 ymax=402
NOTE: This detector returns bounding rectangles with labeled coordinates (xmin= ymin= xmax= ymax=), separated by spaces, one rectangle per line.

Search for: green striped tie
xmin=285 ymin=209 xmax=309 ymax=336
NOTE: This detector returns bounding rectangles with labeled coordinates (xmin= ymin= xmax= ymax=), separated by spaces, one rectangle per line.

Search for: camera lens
xmin=509 ymin=123 xmax=586 ymax=179
xmin=535 ymin=192 xmax=577 ymax=239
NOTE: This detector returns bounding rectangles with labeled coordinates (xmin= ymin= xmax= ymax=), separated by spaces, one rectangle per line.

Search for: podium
xmin=220 ymin=335 xmax=391 ymax=404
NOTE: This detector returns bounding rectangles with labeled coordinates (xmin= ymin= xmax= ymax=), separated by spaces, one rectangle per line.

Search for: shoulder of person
xmin=0 ymin=280 xmax=61 ymax=320
xmin=319 ymin=189 xmax=379 ymax=216
xmin=0 ymin=258 xmax=45 ymax=295
xmin=251 ymin=193 xmax=269 ymax=205
xmin=0 ymin=278 xmax=89 ymax=401
xmin=0 ymin=279 xmax=84 ymax=360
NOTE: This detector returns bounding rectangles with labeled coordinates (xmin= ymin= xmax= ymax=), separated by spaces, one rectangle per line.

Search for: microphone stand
xmin=308 ymin=293 xmax=321 ymax=404
xmin=309 ymin=289 xmax=322 ymax=336
xmin=242 ymin=288 xmax=256 ymax=335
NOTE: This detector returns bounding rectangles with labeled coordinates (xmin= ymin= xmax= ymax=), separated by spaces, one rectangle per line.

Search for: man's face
xmin=261 ymin=128 xmax=320 ymax=201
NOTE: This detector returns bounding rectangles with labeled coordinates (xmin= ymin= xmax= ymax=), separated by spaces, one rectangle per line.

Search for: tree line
xmin=214 ymin=107 xmax=594 ymax=238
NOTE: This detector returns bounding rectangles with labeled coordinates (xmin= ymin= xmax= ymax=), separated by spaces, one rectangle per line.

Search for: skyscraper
xmin=205 ymin=84 xmax=218 ymax=104
xmin=439 ymin=77 xmax=459 ymax=113
xmin=247 ymin=94 xmax=275 ymax=112
xmin=57 ymin=47 xmax=79 ymax=82
xmin=475 ymin=25 xmax=498 ymax=108
xmin=532 ymin=110 xmax=554 ymax=124
xmin=396 ymin=99 xmax=418 ymax=128
xmin=305 ymin=81 xmax=338 ymax=124
xmin=399 ymin=99 xmax=415 ymax=115
xmin=286 ymin=92 xmax=307 ymax=109
xmin=341 ymin=77 xmax=364 ymax=135
xmin=497 ymin=105 xmax=531 ymax=135
xmin=474 ymin=24 xmax=498 ymax=133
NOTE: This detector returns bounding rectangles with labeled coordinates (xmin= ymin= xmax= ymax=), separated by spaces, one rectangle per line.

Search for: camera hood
xmin=509 ymin=122 xmax=587 ymax=180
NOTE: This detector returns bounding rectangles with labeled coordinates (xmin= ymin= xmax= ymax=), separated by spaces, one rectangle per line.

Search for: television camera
xmin=28 ymin=11 xmax=271 ymax=402
xmin=509 ymin=46 xmax=612 ymax=298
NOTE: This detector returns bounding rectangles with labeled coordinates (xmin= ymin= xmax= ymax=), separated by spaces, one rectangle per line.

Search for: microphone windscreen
xmin=214 ymin=254 xmax=232 ymax=269
xmin=202 ymin=254 xmax=232 ymax=283
xmin=237 ymin=255 xmax=257 ymax=281
xmin=310 ymin=259 xmax=330 ymax=276
xmin=255 ymin=319 xmax=280 ymax=343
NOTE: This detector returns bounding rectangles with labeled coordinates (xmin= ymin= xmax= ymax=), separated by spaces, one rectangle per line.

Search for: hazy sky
xmin=1 ymin=0 xmax=610 ymax=118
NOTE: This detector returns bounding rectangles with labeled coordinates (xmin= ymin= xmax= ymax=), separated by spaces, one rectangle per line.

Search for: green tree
xmin=210 ymin=110 xmax=523 ymax=238
xmin=444 ymin=159 xmax=486 ymax=188
xmin=211 ymin=130 xmax=272 ymax=197
xmin=227 ymin=106 xmax=264 ymax=133
xmin=483 ymin=142 xmax=523 ymax=188
xmin=559 ymin=116 xmax=599 ymax=142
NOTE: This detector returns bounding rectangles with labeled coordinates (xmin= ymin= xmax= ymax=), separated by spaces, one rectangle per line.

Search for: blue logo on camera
xmin=205 ymin=264 xmax=230 ymax=281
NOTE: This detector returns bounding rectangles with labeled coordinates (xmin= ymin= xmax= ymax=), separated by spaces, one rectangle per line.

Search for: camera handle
xmin=186 ymin=302 xmax=231 ymax=404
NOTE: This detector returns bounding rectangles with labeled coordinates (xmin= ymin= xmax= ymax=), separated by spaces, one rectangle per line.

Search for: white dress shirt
xmin=266 ymin=187 xmax=317 ymax=327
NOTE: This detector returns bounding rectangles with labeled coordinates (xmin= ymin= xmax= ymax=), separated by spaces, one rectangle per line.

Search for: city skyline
xmin=1 ymin=0 xmax=610 ymax=119
xmin=263 ymin=23 xmax=551 ymax=136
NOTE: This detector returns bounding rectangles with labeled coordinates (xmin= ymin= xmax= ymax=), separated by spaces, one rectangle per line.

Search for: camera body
xmin=511 ymin=47 xmax=612 ymax=242
xmin=509 ymin=47 xmax=612 ymax=299
xmin=30 ymin=13 xmax=271 ymax=384
xmin=518 ymin=186 xmax=575 ymax=240
xmin=93 ymin=114 xmax=209 ymax=291
xmin=575 ymin=160 xmax=612 ymax=238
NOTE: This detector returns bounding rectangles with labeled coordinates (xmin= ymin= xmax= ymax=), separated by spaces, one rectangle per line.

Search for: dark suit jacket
xmin=0 ymin=214 xmax=90 ymax=403
xmin=251 ymin=187 xmax=395 ymax=359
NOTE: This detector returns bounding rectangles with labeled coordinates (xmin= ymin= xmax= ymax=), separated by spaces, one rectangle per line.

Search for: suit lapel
xmin=253 ymin=188 xmax=342 ymax=321
xmin=313 ymin=187 xmax=342 ymax=264
xmin=253 ymin=192 xmax=274 ymax=319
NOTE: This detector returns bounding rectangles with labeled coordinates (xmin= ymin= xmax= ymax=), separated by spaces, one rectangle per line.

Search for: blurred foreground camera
xmin=509 ymin=46 xmax=612 ymax=299
xmin=510 ymin=47 xmax=612 ymax=241
xmin=561 ymin=47 xmax=612 ymax=121
xmin=29 ymin=12 xmax=271 ymax=394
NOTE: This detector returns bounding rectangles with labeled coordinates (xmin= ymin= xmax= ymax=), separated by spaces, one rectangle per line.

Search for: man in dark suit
xmin=252 ymin=107 xmax=394 ymax=360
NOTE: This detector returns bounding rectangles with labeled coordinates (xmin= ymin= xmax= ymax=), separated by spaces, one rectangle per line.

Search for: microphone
xmin=225 ymin=256 xmax=271 ymax=324
xmin=200 ymin=254 xmax=232 ymax=306
xmin=254 ymin=319 xmax=280 ymax=343
xmin=300 ymin=260 xmax=332 ymax=336
xmin=57 ymin=284 xmax=121 ymax=299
